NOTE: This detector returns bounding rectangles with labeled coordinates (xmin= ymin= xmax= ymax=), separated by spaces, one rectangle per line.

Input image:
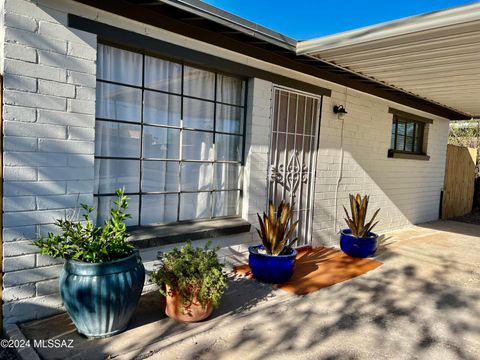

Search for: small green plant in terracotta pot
xmin=34 ymin=189 xmax=145 ymax=338
xmin=151 ymin=242 xmax=227 ymax=323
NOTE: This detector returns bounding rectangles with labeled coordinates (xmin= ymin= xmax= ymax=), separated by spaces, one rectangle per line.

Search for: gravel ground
xmin=450 ymin=210 xmax=480 ymax=225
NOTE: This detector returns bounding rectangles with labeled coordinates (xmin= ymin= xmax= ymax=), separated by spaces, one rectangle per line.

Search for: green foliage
xmin=33 ymin=189 xmax=134 ymax=263
xmin=150 ymin=242 xmax=227 ymax=309
xmin=256 ymin=201 xmax=298 ymax=255
xmin=448 ymin=121 xmax=479 ymax=148
xmin=343 ymin=193 xmax=380 ymax=238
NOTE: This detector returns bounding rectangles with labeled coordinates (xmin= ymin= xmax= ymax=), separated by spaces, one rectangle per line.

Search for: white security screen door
xmin=268 ymin=87 xmax=322 ymax=246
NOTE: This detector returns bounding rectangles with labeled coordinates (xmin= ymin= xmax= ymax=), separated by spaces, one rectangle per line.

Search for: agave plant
xmin=343 ymin=194 xmax=380 ymax=237
xmin=256 ymin=201 xmax=298 ymax=255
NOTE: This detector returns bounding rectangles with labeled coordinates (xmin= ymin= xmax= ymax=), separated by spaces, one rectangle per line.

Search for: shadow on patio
xmin=17 ymin=221 xmax=480 ymax=360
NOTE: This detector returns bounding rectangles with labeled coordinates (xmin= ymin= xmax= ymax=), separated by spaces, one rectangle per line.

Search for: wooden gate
xmin=442 ymin=144 xmax=477 ymax=219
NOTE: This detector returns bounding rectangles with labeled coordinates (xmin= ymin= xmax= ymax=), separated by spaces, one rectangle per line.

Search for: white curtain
xmin=217 ymin=74 xmax=244 ymax=106
xmin=97 ymin=44 xmax=142 ymax=86
xmin=95 ymin=121 xmax=141 ymax=159
xmin=183 ymin=66 xmax=215 ymax=100
xmin=96 ymin=45 xmax=244 ymax=225
xmin=96 ymin=82 xmax=142 ymax=122
xmin=144 ymin=55 xmax=182 ymax=93
xmin=144 ymin=91 xmax=181 ymax=127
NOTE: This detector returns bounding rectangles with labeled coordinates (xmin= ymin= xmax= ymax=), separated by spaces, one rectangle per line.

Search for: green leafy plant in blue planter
xmin=340 ymin=193 xmax=381 ymax=258
xmin=249 ymin=201 xmax=299 ymax=284
xmin=34 ymin=189 xmax=145 ymax=338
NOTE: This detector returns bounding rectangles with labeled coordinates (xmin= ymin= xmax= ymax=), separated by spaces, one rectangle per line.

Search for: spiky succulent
xmin=343 ymin=194 xmax=380 ymax=238
xmin=256 ymin=201 xmax=298 ymax=255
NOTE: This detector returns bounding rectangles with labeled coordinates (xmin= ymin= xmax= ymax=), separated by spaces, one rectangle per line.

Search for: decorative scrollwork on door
xmin=270 ymin=164 xmax=284 ymax=183
xmin=270 ymin=153 xmax=305 ymax=197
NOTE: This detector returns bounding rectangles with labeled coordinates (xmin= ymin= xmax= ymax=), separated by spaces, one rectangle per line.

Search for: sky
xmin=202 ymin=0 xmax=476 ymax=40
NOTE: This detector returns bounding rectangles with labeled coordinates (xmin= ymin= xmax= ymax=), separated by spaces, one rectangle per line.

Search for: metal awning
xmin=297 ymin=2 xmax=480 ymax=118
xmin=78 ymin=0 xmax=474 ymax=119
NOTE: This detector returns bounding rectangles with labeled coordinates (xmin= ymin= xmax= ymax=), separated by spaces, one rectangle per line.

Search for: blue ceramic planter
xmin=59 ymin=250 xmax=145 ymax=338
xmin=340 ymin=229 xmax=378 ymax=258
xmin=248 ymin=245 xmax=297 ymax=284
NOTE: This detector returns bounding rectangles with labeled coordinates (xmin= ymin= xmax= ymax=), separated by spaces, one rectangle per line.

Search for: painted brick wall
xmin=312 ymin=90 xmax=450 ymax=247
xmin=0 ymin=0 xmax=451 ymax=326
xmin=237 ymin=82 xmax=450 ymax=248
xmin=0 ymin=0 xmax=275 ymax=326
xmin=1 ymin=0 xmax=97 ymax=324
xmin=242 ymin=78 xmax=272 ymax=225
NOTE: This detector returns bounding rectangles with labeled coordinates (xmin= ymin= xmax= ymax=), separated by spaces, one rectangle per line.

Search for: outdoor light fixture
xmin=333 ymin=105 xmax=348 ymax=120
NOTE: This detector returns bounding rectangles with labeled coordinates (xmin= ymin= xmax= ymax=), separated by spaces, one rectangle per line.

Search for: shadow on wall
xmin=311 ymin=94 xmax=450 ymax=246
xmin=0 ymin=0 xmax=451 ymax=329
xmin=2 ymin=1 xmax=97 ymax=325
xmin=241 ymin=87 xmax=450 ymax=249
xmin=3 ymin=155 xmax=95 ymax=324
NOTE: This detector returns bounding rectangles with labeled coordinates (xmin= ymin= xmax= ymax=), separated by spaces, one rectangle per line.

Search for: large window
xmin=94 ymin=44 xmax=246 ymax=226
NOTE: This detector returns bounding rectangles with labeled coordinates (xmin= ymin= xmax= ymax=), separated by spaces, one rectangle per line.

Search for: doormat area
xmin=234 ymin=246 xmax=383 ymax=295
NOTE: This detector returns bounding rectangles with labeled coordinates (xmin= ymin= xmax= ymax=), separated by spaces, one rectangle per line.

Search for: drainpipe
xmin=333 ymin=87 xmax=348 ymax=236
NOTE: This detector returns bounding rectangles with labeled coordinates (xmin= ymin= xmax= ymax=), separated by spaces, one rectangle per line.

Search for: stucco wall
xmin=1 ymin=0 xmax=449 ymax=326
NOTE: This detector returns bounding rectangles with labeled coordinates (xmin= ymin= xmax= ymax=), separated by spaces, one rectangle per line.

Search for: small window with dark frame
xmin=389 ymin=116 xmax=425 ymax=155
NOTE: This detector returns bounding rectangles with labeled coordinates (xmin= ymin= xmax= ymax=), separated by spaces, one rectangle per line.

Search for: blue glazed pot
xmin=59 ymin=250 xmax=145 ymax=338
xmin=340 ymin=229 xmax=378 ymax=258
xmin=248 ymin=245 xmax=297 ymax=284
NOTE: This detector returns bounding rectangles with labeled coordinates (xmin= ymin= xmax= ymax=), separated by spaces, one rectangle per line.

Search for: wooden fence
xmin=442 ymin=144 xmax=477 ymax=219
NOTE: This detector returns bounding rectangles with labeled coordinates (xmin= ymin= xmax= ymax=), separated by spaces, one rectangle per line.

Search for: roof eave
xmin=156 ymin=0 xmax=298 ymax=51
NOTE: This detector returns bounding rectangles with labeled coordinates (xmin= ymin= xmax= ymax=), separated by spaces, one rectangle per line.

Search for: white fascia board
xmin=159 ymin=0 xmax=297 ymax=51
xmin=297 ymin=2 xmax=480 ymax=55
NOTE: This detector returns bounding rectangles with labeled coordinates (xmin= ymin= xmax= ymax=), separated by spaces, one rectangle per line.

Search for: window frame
xmin=94 ymin=42 xmax=248 ymax=227
xmin=389 ymin=114 xmax=426 ymax=156
xmin=387 ymin=108 xmax=433 ymax=160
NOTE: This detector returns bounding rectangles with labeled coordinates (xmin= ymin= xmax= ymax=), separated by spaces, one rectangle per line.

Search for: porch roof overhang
xmin=75 ymin=0 xmax=474 ymax=120
xmin=297 ymin=2 xmax=480 ymax=120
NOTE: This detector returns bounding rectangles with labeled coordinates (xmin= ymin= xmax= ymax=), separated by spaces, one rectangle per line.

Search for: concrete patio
xmin=14 ymin=220 xmax=480 ymax=360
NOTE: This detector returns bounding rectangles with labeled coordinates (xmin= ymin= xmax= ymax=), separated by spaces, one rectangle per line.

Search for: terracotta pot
xmin=164 ymin=285 xmax=213 ymax=322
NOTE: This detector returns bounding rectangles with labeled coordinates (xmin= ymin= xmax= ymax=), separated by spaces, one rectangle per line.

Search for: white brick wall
xmin=238 ymin=82 xmax=450 ymax=249
xmin=0 ymin=0 xmax=450 ymax=327
xmin=242 ymin=78 xmax=272 ymax=226
xmin=1 ymin=0 xmax=97 ymax=325
xmin=311 ymin=90 xmax=449 ymax=247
